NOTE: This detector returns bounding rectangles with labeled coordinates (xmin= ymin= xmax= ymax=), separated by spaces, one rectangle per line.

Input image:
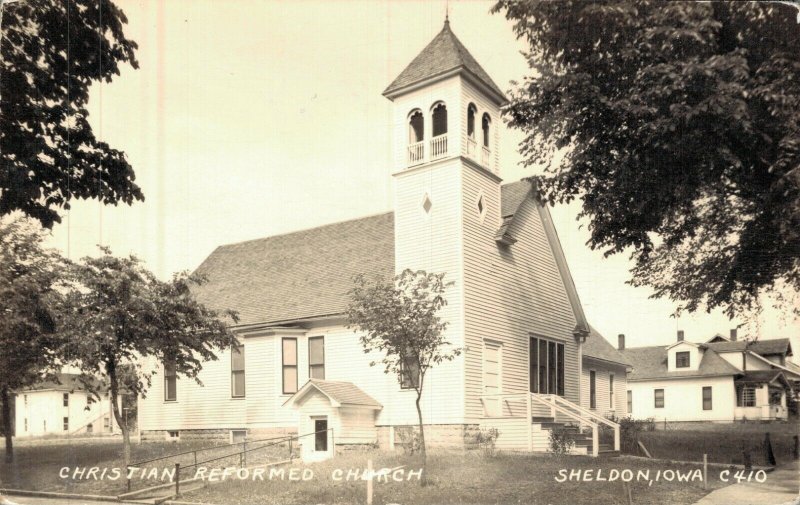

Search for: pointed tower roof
xmin=383 ymin=19 xmax=507 ymax=104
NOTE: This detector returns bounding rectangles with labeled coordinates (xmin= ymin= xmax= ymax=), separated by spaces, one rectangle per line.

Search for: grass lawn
xmin=183 ymin=450 xmax=728 ymax=505
xmin=620 ymin=421 xmax=799 ymax=466
xmin=0 ymin=436 xmax=290 ymax=496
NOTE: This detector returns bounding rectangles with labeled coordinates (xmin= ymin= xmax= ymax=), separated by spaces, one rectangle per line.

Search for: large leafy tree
xmin=0 ymin=216 xmax=67 ymax=463
xmin=493 ymin=1 xmax=800 ymax=318
xmin=347 ymin=269 xmax=460 ymax=471
xmin=62 ymin=249 xmax=238 ymax=466
xmin=0 ymin=0 xmax=143 ymax=228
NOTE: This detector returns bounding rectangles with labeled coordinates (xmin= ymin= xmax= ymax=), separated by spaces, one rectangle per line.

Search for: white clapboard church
xmin=138 ymin=19 xmax=629 ymax=458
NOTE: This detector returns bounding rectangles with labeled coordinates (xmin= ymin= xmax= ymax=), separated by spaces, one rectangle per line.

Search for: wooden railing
xmin=479 ymin=392 xmax=620 ymax=457
xmin=430 ymin=134 xmax=448 ymax=160
xmin=465 ymin=136 xmax=477 ymax=156
xmin=407 ymin=141 xmax=424 ymax=166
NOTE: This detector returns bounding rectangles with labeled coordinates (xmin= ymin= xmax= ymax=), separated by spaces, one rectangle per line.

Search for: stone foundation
xmin=140 ymin=426 xmax=297 ymax=443
xmin=377 ymin=424 xmax=480 ymax=451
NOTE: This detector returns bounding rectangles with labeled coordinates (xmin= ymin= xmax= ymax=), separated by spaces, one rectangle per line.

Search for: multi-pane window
xmin=675 ymin=351 xmax=690 ymax=368
xmin=63 ymin=417 xmax=69 ymax=431
xmin=164 ymin=360 xmax=177 ymax=401
xmin=654 ymin=388 xmax=665 ymax=408
xmin=737 ymin=385 xmax=756 ymax=407
xmin=609 ymin=374 xmax=615 ymax=409
xmin=627 ymin=390 xmax=632 ymax=414
xmin=282 ymin=338 xmax=298 ymax=394
xmin=529 ymin=336 xmax=565 ymax=396
xmin=63 ymin=393 xmax=69 ymax=407
xmin=702 ymin=386 xmax=712 ymax=410
xmin=309 ymin=337 xmax=325 ymax=380
xmin=231 ymin=344 xmax=245 ymax=398
xmin=400 ymin=355 xmax=420 ymax=389
xmin=589 ymin=370 xmax=597 ymax=409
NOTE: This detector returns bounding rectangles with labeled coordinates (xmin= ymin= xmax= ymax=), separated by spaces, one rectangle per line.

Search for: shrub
xmin=617 ymin=417 xmax=655 ymax=454
xmin=475 ymin=428 xmax=500 ymax=457
xmin=548 ymin=427 xmax=575 ymax=455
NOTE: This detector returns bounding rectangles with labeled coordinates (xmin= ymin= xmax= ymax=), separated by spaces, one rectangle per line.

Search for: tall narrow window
xmin=609 ymin=374 xmax=615 ymax=409
xmin=627 ymin=390 xmax=632 ymax=413
xmin=400 ymin=355 xmax=420 ymax=389
xmin=231 ymin=344 xmax=245 ymax=398
xmin=309 ymin=336 xmax=325 ymax=380
xmin=467 ymin=103 xmax=477 ymax=138
xmin=557 ymin=345 xmax=565 ymax=396
xmin=529 ymin=337 xmax=538 ymax=393
xmin=589 ymin=370 xmax=596 ymax=409
xmin=282 ymin=338 xmax=298 ymax=394
xmin=538 ymin=339 xmax=547 ymax=393
xmin=675 ymin=351 xmax=690 ymax=368
xmin=482 ymin=113 xmax=491 ymax=147
xmin=63 ymin=393 xmax=69 ymax=407
xmin=408 ymin=110 xmax=424 ymax=143
xmin=164 ymin=360 xmax=177 ymax=402
xmin=547 ymin=341 xmax=557 ymax=394
xmin=702 ymin=386 xmax=712 ymax=410
xmin=432 ymin=102 xmax=448 ymax=136
xmin=654 ymin=389 xmax=665 ymax=408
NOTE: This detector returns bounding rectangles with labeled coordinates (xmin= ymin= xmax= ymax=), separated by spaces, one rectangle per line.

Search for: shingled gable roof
xmin=192 ymin=184 xmax=535 ymax=327
xmin=383 ymin=19 xmax=507 ymax=103
xmin=583 ymin=326 xmax=631 ymax=367
xmin=284 ymin=379 xmax=382 ymax=409
xmin=622 ymin=346 xmax=741 ymax=381
xmin=705 ymin=338 xmax=793 ymax=357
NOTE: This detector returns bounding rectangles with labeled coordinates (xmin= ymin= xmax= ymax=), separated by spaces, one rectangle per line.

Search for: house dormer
xmin=666 ymin=332 xmax=702 ymax=372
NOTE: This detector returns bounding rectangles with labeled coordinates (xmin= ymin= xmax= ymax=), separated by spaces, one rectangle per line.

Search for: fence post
xmin=331 ymin=428 xmax=334 ymax=456
xmin=592 ymin=425 xmax=599 ymax=457
xmin=764 ymin=432 xmax=776 ymax=466
xmin=194 ymin=450 xmax=197 ymax=469
xmin=243 ymin=440 xmax=247 ymax=468
xmin=366 ymin=458 xmax=374 ymax=505
xmin=289 ymin=437 xmax=293 ymax=460
xmin=703 ymin=454 xmax=707 ymax=490
xmin=175 ymin=463 xmax=180 ymax=497
xmin=613 ymin=424 xmax=620 ymax=452
xmin=126 ymin=465 xmax=131 ymax=492
xmin=793 ymin=435 xmax=799 ymax=460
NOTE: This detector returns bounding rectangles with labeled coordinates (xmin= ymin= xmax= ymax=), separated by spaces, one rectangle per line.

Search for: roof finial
xmin=445 ymin=0 xmax=450 ymax=24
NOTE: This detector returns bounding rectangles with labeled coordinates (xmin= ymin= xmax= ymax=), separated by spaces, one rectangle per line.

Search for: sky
xmin=44 ymin=0 xmax=799 ymax=352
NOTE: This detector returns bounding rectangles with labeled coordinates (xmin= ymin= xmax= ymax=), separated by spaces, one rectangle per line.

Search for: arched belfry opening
xmin=431 ymin=102 xmax=448 ymax=159
xmin=407 ymin=110 xmax=424 ymax=165
xmin=482 ymin=113 xmax=491 ymax=148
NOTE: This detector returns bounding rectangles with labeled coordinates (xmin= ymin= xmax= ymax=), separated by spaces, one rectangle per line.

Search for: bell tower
xmin=382 ymin=19 xmax=508 ymax=425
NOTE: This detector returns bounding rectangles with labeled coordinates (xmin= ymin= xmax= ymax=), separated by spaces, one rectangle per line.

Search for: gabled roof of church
xmin=192 ymin=183 xmax=535 ymax=327
xmin=383 ymin=19 xmax=507 ymax=103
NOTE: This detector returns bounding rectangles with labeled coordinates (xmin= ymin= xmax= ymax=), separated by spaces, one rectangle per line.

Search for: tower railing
xmin=430 ymin=134 xmax=448 ymax=160
xmin=407 ymin=141 xmax=424 ymax=166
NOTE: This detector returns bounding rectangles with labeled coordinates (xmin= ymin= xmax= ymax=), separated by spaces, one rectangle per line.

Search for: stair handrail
xmin=529 ymin=393 xmax=597 ymax=430
xmin=543 ymin=394 xmax=620 ymax=453
xmin=546 ymin=394 xmax=620 ymax=429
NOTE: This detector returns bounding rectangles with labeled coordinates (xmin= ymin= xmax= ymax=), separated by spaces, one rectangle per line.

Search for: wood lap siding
xmin=580 ymin=361 xmax=628 ymax=418
xmin=462 ymin=168 xmax=582 ymax=423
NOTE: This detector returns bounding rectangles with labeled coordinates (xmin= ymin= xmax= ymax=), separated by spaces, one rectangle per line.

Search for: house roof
xmin=735 ymin=370 xmax=789 ymax=385
xmin=705 ymin=338 xmax=793 ymax=357
xmin=18 ymin=373 xmax=105 ymax=393
xmin=383 ymin=19 xmax=507 ymax=103
xmin=500 ymin=180 xmax=531 ymax=217
xmin=192 ymin=183 xmax=528 ymax=327
xmin=285 ymin=379 xmax=382 ymax=409
xmin=622 ymin=346 xmax=741 ymax=381
xmin=583 ymin=326 xmax=631 ymax=367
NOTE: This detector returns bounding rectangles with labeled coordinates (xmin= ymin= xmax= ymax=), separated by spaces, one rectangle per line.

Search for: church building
xmin=137 ymin=19 xmax=629 ymax=458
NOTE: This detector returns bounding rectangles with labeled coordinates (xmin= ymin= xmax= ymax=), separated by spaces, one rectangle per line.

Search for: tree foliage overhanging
xmin=0 ymin=0 xmax=143 ymax=228
xmin=493 ymin=1 xmax=800 ymax=318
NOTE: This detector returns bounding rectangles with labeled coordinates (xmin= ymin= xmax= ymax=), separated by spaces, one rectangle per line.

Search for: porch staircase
xmin=480 ymin=393 xmax=621 ymax=457
xmin=531 ymin=416 xmax=619 ymax=457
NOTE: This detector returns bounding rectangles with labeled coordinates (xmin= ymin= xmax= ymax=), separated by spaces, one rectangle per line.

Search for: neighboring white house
xmin=623 ymin=330 xmax=799 ymax=423
xmin=137 ymin=19 xmax=626 ymax=458
xmin=14 ymin=373 xmax=120 ymax=438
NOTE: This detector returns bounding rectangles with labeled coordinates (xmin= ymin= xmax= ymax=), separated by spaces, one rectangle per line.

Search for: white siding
xmin=14 ymin=390 xmax=118 ymax=438
xmin=627 ymin=376 xmax=736 ymax=422
xmin=580 ymin=360 xmax=628 ymax=418
xmin=462 ymin=168 xmax=582 ymax=423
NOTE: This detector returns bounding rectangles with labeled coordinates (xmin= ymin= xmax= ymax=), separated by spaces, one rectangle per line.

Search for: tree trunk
xmin=107 ymin=364 xmax=131 ymax=467
xmin=1 ymin=386 xmax=13 ymax=464
xmin=415 ymin=390 xmax=427 ymax=486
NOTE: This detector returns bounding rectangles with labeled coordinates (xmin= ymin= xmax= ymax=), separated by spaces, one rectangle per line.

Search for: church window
xmin=432 ymin=102 xmax=448 ymax=137
xmin=467 ymin=103 xmax=477 ymax=138
xmin=482 ymin=113 xmax=491 ymax=148
xmin=408 ymin=110 xmax=424 ymax=144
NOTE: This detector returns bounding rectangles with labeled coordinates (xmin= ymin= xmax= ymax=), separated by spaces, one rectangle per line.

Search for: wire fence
xmin=124 ymin=428 xmax=334 ymax=498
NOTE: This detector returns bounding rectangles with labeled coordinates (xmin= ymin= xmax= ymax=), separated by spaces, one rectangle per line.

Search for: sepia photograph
xmin=1 ymin=1 xmax=799 ymax=504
